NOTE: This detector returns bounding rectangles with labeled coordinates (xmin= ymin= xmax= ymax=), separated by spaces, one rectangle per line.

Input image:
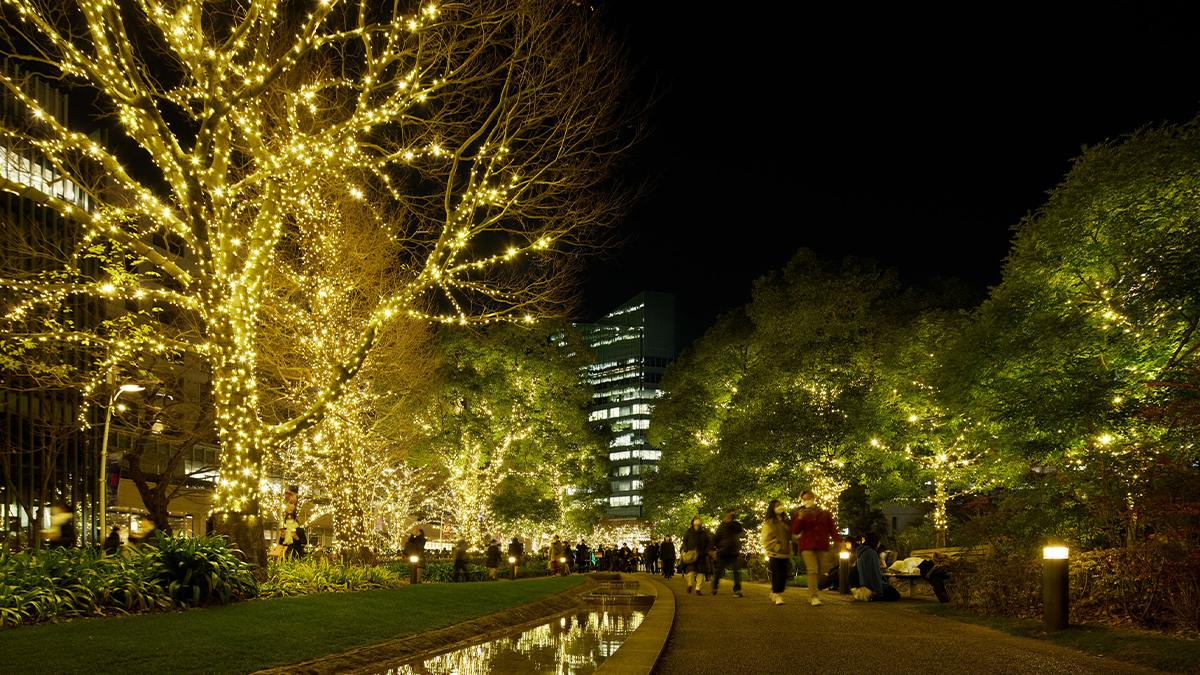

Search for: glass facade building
xmin=578 ymin=292 xmax=679 ymax=519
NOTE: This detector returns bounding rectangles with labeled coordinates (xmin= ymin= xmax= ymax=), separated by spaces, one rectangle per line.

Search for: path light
xmin=409 ymin=556 xmax=420 ymax=584
xmin=509 ymin=556 xmax=517 ymax=580
xmin=838 ymin=550 xmax=851 ymax=594
xmin=1043 ymin=545 xmax=1069 ymax=632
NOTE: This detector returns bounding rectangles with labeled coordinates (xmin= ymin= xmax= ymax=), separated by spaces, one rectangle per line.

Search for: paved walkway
xmin=645 ymin=573 xmax=1159 ymax=675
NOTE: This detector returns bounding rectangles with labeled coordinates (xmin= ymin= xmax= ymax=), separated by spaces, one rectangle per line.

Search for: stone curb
xmin=593 ymin=574 xmax=675 ymax=675
xmin=251 ymin=576 xmax=597 ymax=675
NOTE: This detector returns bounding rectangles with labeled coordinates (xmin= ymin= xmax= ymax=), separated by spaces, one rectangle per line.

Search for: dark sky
xmin=582 ymin=2 xmax=1200 ymax=345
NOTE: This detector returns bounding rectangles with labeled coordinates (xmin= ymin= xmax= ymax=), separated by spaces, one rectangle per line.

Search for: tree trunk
xmin=211 ymin=511 xmax=267 ymax=579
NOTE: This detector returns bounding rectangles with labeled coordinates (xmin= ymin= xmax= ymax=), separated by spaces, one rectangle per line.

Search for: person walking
xmin=485 ymin=539 xmax=502 ymax=580
xmin=792 ymin=489 xmax=843 ymax=606
xmin=575 ymin=540 xmax=590 ymax=573
xmin=452 ymin=537 xmax=470 ymax=582
xmin=647 ymin=539 xmax=660 ymax=574
xmin=550 ymin=535 xmax=565 ymax=576
xmin=711 ymin=510 xmax=745 ymax=597
xmin=102 ymin=526 xmax=122 ymax=554
xmin=762 ymin=499 xmax=792 ymax=605
xmin=660 ymin=535 xmax=676 ymax=580
xmin=507 ymin=536 xmax=524 ymax=578
xmin=681 ymin=516 xmax=712 ymax=596
xmin=404 ymin=528 xmax=426 ymax=583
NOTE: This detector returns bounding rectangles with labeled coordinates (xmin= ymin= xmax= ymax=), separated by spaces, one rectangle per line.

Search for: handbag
xmin=680 ymin=549 xmax=697 ymax=564
xmin=268 ymin=544 xmax=287 ymax=558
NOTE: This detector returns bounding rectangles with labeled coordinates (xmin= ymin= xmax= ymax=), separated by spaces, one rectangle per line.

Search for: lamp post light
xmin=1043 ymin=546 xmax=1069 ymax=632
xmin=559 ymin=557 xmax=566 ymax=577
xmin=99 ymin=383 xmax=144 ymax=543
xmin=409 ymin=555 xmax=420 ymax=584
xmin=509 ymin=556 xmax=518 ymax=580
xmin=838 ymin=550 xmax=851 ymax=594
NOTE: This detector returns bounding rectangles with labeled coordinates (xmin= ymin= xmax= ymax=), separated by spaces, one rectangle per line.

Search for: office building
xmin=578 ymin=291 xmax=680 ymax=519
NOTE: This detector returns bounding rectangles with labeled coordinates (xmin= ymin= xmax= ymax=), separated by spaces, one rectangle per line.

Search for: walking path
xmin=644 ymin=572 xmax=1159 ymax=675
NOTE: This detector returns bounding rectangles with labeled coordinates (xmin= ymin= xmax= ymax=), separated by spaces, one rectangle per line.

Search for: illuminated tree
xmin=950 ymin=121 xmax=1200 ymax=546
xmin=0 ymin=0 xmax=644 ymax=557
xmin=415 ymin=321 xmax=605 ymax=546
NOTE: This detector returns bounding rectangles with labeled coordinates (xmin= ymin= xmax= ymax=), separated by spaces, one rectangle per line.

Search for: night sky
xmin=582 ymin=3 xmax=1200 ymax=346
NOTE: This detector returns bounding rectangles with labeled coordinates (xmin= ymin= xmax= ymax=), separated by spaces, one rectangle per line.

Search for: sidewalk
xmin=646 ymin=573 xmax=1160 ymax=675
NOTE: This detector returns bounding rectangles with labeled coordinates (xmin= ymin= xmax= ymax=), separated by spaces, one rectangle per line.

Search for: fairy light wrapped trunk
xmin=0 ymin=0 xmax=646 ymax=566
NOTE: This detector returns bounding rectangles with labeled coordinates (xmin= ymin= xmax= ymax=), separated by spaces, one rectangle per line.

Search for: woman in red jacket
xmin=791 ymin=489 xmax=842 ymax=606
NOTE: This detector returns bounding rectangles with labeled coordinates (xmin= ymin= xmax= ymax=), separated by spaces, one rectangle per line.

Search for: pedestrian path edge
xmin=593 ymin=574 xmax=676 ymax=675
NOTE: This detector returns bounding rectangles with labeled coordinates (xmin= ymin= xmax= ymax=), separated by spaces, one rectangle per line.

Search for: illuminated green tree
xmin=951 ymin=121 xmax=1200 ymax=546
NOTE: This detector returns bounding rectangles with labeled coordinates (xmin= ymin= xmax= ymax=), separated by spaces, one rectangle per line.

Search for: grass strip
xmin=908 ymin=603 xmax=1200 ymax=675
xmin=0 ymin=576 xmax=585 ymax=675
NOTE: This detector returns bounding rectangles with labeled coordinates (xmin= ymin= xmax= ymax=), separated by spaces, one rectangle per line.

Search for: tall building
xmin=578 ymin=292 xmax=680 ymax=519
xmin=1 ymin=61 xmax=107 ymax=545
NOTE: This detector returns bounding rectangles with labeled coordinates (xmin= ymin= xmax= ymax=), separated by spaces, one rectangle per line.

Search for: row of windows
xmin=610 ymin=480 xmax=644 ymax=492
xmin=609 ymin=449 xmax=661 ymax=461
xmin=608 ymin=495 xmax=643 ymax=507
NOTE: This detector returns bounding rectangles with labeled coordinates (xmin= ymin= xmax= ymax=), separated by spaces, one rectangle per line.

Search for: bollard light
xmin=838 ymin=550 xmax=850 ymax=595
xmin=408 ymin=556 xmax=420 ymax=585
xmin=1042 ymin=545 xmax=1069 ymax=632
xmin=509 ymin=556 xmax=517 ymax=580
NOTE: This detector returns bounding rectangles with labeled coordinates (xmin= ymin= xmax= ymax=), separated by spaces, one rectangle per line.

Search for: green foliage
xmin=416 ymin=321 xmax=609 ymax=543
xmin=0 ymin=534 xmax=256 ymax=628
xmin=261 ymin=559 xmax=403 ymax=597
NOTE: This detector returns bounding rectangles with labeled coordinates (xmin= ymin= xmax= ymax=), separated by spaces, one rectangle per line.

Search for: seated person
xmin=856 ymin=533 xmax=900 ymax=601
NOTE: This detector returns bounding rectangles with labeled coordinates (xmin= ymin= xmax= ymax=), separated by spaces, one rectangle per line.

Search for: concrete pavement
xmin=645 ymin=572 xmax=1159 ymax=675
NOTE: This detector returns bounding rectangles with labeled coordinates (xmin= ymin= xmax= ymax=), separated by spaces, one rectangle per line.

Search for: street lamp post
xmin=99 ymin=383 xmax=144 ymax=543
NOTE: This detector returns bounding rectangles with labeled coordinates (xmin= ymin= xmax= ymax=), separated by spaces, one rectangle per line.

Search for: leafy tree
xmin=415 ymin=321 xmax=606 ymax=545
xmin=953 ymin=121 xmax=1200 ymax=546
xmin=643 ymin=308 xmax=758 ymax=527
xmin=0 ymin=0 xmax=646 ymax=560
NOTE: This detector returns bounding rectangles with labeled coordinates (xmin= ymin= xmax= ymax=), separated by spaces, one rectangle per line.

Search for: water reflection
xmin=373 ymin=607 xmax=646 ymax=675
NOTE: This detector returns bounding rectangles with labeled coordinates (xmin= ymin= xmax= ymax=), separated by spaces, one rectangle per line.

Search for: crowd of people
xmin=393 ymin=489 xmax=915 ymax=602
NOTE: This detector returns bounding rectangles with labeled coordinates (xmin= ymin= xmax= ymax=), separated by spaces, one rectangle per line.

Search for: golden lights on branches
xmin=1 ymin=0 xmax=642 ymax=522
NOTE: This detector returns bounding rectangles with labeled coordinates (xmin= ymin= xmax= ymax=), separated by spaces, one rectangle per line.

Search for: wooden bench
xmin=887 ymin=545 xmax=994 ymax=597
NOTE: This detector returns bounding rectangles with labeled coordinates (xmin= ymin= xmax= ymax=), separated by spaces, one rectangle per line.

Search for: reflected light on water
xmin=374 ymin=608 xmax=645 ymax=675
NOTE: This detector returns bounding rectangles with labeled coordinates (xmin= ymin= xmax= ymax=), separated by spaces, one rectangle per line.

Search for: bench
xmin=887 ymin=545 xmax=993 ymax=598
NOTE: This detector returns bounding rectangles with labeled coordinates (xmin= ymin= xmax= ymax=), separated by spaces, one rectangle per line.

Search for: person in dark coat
xmin=681 ymin=516 xmax=712 ymax=596
xmin=575 ymin=541 xmax=590 ymax=573
xmin=659 ymin=535 xmax=677 ymax=580
xmin=646 ymin=540 xmax=660 ymax=574
xmin=507 ymin=537 xmax=524 ymax=578
xmin=452 ymin=537 xmax=469 ymax=582
xmin=287 ymin=526 xmax=308 ymax=559
xmin=711 ymin=510 xmax=746 ymax=596
xmin=102 ymin=526 xmax=122 ymax=554
xmin=404 ymin=528 xmax=427 ymax=583
xmin=485 ymin=539 xmax=502 ymax=580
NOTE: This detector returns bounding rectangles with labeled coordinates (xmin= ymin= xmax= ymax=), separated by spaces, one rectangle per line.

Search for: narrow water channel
xmin=369 ymin=604 xmax=647 ymax=675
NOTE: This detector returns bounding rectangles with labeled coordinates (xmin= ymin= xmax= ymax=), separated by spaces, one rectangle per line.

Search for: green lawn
xmin=0 ymin=576 xmax=586 ymax=675
xmin=909 ymin=603 xmax=1200 ymax=675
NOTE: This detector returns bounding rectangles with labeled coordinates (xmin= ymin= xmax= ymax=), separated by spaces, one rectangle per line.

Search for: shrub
xmin=135 ymin=534 xmax=257 ymax=606
xmin=947 ymin=543 xmax=1200 ymax=632
xmin=0 ymin=534 xmax=256 ymax=628
xmin=261 ymin=559 xmax=403 ymax=597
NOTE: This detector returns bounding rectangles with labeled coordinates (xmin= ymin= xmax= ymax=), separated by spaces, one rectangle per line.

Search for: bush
xmin=135 ymin=534 xmax=258 ymax=606
xmin=946 ymin=543 xmax=1200 ymax=632
xmin=261 ymin=559 xmax=404 ymax=597
xmin=0 ymin=534 xmax=257 ymax=628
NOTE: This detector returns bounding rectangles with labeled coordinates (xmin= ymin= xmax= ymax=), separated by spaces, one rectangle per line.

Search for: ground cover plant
xmin=0 ymin=575 xmax=585 ymax=675
xmin=0 ymin=535 xmax=256 ymax=627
